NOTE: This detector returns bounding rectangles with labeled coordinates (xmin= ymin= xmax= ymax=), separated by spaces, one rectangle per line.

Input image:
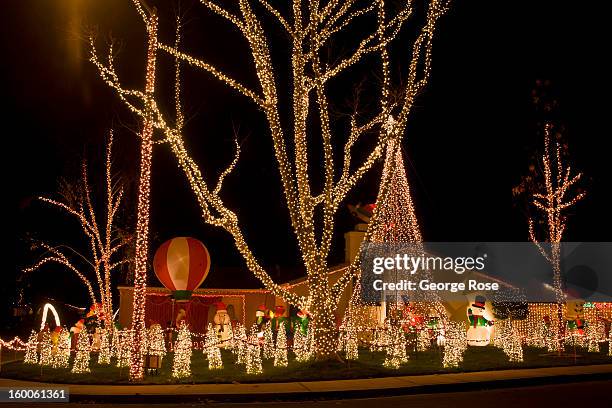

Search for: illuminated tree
xmin=91 ymin=0 xmax=450 ymax=360
xmin=147 ymin=325 xmax=166 ymax=359
xmin=172 ymin=322 xmax=192 ymax=378
xmin=205 ymin=323 xmax=223 ymax=369
xmin=246 ymin=329 xmax=263 ymax=375
xmin=235 ymin=323 xmax=248 ymax=364
xmin=24 ymin=331 xmax=38 ymax=364
xmin=72 ymin=329 xmax=91 ymax=374
xmin=24 ymin=132 xmax=130 ymax=327
xmin=53 ymin=328 xmax=71 ymax=369
xmin=262 ymin=321 xmax=274 ymax=360
xmin=518 ymin=123 xmax=586 ymax=351
xmin=442 ymin=321 xmax=466 ymax=368
xmin=98 ymin=328 xmax=111 ymax=365
xmin=38 ymin=330 xmax=53 ymax=366
xmin=274 ymin=322 xmax=288 ymax=367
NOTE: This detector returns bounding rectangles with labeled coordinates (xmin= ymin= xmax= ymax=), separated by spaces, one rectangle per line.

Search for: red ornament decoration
xmin=153 ymin=237 xmax=211 ymax=301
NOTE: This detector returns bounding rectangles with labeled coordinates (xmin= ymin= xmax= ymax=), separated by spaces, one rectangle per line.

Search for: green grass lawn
xmin=1 ymin=345 xmax=611 ymax=385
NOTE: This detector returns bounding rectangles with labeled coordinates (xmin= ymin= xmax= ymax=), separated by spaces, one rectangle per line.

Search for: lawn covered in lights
xmin=2 ymin=346 xmax=611 ymax=385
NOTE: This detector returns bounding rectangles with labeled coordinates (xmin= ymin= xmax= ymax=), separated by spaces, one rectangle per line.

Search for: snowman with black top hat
xmin=467 ymin=295 xmax=494 ymax=346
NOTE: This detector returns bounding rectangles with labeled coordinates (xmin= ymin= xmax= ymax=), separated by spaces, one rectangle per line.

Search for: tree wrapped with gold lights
xmin=235 ymin=323 xmax=248 ymax=364
xmin=263 ymin=321 xmax=274 ymax=360
xmin=38 ymin=330 xmax=53 ymax=366
xmin=90 ymin=0 xmax=450 ymax=364
xmin=517 ymin=123 xmax=586 ymax=352
xmin=274 ymin=322 xmax=288 ymax=367
xmin=205 ymin=323 xmax=223 ymax=370
xmin=246 ymin=327 xmax=263 ymax=375
xmin=147 ymin=324 xmax=166 ymax=360
xmin=172 ymin=322 xmax=192 ymax=378
xmin=442 ymin=321 xmax=466 ymax=368
xmin=24 ymin=331 xmax=38 ymax=365
xmin=116 ymin=330 xmax=131 ymax=368
xmin=24 ymin=132 xmax=130 ymax=328
xmin=53 ymin=329 xmax=71 ymax=369
xmin=98 ymin=328 xmax=111 ymax=365
xmin=72 ymin=329 xmax=91 ymax=374
xmin=293 ymin=327 xmax=310 ymax=363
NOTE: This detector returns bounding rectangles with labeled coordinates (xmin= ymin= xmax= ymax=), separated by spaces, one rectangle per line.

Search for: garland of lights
xmin=91 ymin=0 xmax=450 ymax=360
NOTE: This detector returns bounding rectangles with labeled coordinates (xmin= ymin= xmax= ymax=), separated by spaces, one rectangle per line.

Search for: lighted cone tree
xmin=72 ymin=329 xmax=91 ymax=374
xmin=235 ymin=324 xmax=248 ymax=364
xmin=205 ymin=323 xmax=223 ymax=370
xmin=442 ymin=321 xmax=466 ymax=368
xmin=263 ymin=321 xmax=274 ymax=360
xmin=98 ymin=328 xmax=111 ymax=365
xmin=274 ymin=322 xmax=288 ymax=367
xmin=147 ymin=325 xmax=166 ymax=360
xmin=38 ymin=330 xmax=53 ymax=366
xmin=53 ymin=329 xmax=71 ymax=369
xmin=24 ymin=331 xmax=38 ymax=364
xmin=24 ymin=132 xmax=130 ymax=327
xmin=246 ymin=332 xmax=263 ymax=375
xmin=172 ymin=322 xmax=192 ymax=378
xmin=519 ymin=123 xmax=586 ymax=352
xmin=91 ymin=0 xmax=450 ymax=361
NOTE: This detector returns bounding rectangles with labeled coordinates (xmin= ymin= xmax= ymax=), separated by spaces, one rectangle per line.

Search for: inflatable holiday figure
xmin=255 ymin=304 xmax=268 ymax=331
xmin=213 ymin=302 xmax=232 ymax=343
xmin=466 ymin=296 xmax=494 ymax=346
xmin=293 ymin=309 xmax=310 ymax=335
xmin=565 ymin=300 xmax=585 ymax=334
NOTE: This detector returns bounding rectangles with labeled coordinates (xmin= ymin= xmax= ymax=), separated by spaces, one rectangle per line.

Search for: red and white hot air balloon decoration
xmin=153 ymin=237 xmax=211 ymax=301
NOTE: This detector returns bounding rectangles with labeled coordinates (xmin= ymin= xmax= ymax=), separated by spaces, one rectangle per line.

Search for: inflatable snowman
xmin=466 ymin=296 xmax=494 ymax=346
xmin=213 ymin=302 xmax=233 ymax=343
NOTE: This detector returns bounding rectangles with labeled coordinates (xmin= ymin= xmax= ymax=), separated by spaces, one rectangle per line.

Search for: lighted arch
xmin=40 ymin=303 xmax=60 ymax=330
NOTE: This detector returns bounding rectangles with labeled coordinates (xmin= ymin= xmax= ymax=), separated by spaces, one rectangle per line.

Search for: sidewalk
xmin=1 ymin=364 xmax=611 ymax=402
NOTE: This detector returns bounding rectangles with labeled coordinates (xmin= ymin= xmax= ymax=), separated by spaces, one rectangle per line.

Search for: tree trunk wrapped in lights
xmin=24 ymin=132 xmax=130 ymax=329
xmin=91 ymin=0 xmax=450 ymax=360
xmin=517 ymin=123 xmax=586 ymax=353
xmin=72 ymin=329 xmax=91 ymax=374
xmin=274 ymin=322 xmax=288 ymax=367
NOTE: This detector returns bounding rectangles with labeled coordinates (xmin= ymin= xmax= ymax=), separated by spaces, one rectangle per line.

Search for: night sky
xmin=2 ymin=0 xmax=610 ymax=331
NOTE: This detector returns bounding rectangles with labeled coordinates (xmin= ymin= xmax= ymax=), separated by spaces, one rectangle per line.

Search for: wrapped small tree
xmin=98 ymin=328 xmax=111 ymax=365
xmin=24 ymin=331 xmax=38 ymax=364
xmin=293 ymin=328 xmax=310 ymax=363
xmin=38 ymin=330 xmax=53 ymax=366
xmin=383 ymin=325 xmax=406 ymax=369
xmin=172 ymin=322 xmax=192 ymax=378
xmin=503 ymin=321 xmax=523 ymax=363
xmin=246 ymin=326 xmax=262 ymax=375
xmin=147 ymin=325 xmax=166 ymax=359
xmin=235 ymin=324 xmax=248 ymax=365
xmin=71 ymin=329 xmax=91 ymax=373
xmin=274 ymin=322 xmax=288 ymax=367
xmin=116 ymin=330 xmax=131 ymax=368
xmin=442 ymin=322 xmax=466 ymax=368
xmin=53 ymin=328 xmax=71 ymax=368
xmin=205 ymin=323 xmax=223 ymax=370
xmin=262 ymin=321 xmax=274 ymax=360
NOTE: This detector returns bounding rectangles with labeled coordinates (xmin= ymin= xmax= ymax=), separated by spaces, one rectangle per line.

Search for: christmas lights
xmin=72 ymin=329 xmax=91 ymax=373
xmin=172 ymin=322 xmax=192 ymax=378
xmin=262 ymin=321 xmax=274 ymax=360
xmin=147 ymin=325 xmax=166 ymax=360
xmin=24 ymin=132 xmax=129 ymax=327
xmin=204 ymin=323 xmax=223 ymax=370
xmin=98 ymin=328 xmax=111 ymax=365
xmin=246 ymin=328 xmax=263 ymax=375
xmin=274 ymin=322 xmax=288 ymax=367
xmin=38 ymin=330 xmax=53 ymax=366
xmin=521 ymin=124 xmax=586 ymax=352
xmin=24 ymin=331 xmax=38 ymax=364
xmin=442 ymin=322 xmax=466 ymax=368
xmin=92 ymin=0 xmax=449 ymax=359
xmin=53 ymin=329 xmax=71 ymax=369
